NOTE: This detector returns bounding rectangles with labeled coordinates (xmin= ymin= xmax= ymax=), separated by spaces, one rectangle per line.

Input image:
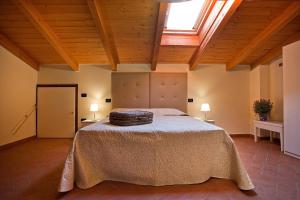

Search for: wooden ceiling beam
xmin=251 ymin=32 xmax=300 ymax=69
xmin=227 ymin=1 xmax=300 ymax=70
xmin=190 ymin=0 xmax=243 ymax=70
xmin=13 ymin=0 xmax=78 ymax=71
xmin=87 ymin=0 xmax=119 ymax=71
xmin=0 ymin=32 xmax=39 ymax=70
xmin=151 ymin=2 xmax=168 ymax=71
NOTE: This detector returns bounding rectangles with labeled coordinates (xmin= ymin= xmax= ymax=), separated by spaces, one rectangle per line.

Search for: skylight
xmin=166 ymin=0 xmax=206 ymax=31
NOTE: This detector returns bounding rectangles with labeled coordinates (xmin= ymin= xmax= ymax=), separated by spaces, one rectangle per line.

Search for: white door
xmin=37 ymin=87 xmax=76 ymax=138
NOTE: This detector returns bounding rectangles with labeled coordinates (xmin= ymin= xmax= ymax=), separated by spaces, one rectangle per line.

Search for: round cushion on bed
xmin=109 ymin=110 xmax=153 ymax=126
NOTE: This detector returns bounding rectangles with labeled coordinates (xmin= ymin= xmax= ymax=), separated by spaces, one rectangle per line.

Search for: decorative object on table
xmin=90 ymin=103 xmax=99 ymax=120
xmin=109 ymin=110 xmax=153 ymax=126
xmin=253 ymin=99 xmax=273 ymax=121
xmin=200 ymin=103 xmax=210 ymax=120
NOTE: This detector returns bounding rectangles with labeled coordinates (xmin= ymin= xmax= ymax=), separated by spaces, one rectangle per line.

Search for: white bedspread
xmin=59 ymin=109 xmax=254 ymax=192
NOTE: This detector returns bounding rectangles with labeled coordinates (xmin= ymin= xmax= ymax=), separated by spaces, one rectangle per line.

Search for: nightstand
xmin=193 ymin=117 xmax=215 ymax=124
xmin=205 ymin=120 xmax=215 ymax=124
xmin=81 ymin=119 xmax=101 ymax=128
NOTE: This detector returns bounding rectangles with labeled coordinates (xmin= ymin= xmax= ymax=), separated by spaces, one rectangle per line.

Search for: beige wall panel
xmin=0 ymin=46 xmax=37 ymax=146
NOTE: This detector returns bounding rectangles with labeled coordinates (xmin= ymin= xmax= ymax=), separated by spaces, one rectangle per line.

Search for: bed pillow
xmin=111 ymin=108 xmax=152 ymax=113
xmin=111 ymin=108 xmax=187 ymax=116
xmin=150 ymin=108 xmax=187 ymax=116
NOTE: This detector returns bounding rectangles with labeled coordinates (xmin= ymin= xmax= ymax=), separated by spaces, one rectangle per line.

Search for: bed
xmin=58 ymin=73 xmax=254 ymax=192
xmin=58 ymin=108 xmax=254 ymax=192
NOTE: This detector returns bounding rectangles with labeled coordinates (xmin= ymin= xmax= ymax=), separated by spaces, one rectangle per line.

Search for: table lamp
xmin=200 ymin=103 xmax=210 ymax=120
xmin=90 ymin=103 xmax=99 ymax=120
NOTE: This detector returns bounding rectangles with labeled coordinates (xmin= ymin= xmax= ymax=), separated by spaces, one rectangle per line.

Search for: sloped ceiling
xmin=0 ymin=0 xmax=299 ymax=71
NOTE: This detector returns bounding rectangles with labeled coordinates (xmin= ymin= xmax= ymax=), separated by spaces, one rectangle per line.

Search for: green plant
xmin=253 ymin=99 xmax=273 ymax=114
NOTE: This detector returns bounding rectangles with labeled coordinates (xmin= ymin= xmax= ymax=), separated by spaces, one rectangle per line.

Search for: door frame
xmin=36 ymin=84 xmax=78 ymax=136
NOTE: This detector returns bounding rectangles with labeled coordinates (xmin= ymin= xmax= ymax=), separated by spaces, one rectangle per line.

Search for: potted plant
xmin=253 ymin=99 xmax=273 ymax=121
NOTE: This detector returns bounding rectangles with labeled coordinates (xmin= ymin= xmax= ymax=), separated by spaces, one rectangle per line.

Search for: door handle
xmin=70 ymin=112 xmax=74 ymax=115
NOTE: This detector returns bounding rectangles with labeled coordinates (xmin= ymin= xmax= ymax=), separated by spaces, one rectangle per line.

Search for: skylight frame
xmin=163 ymin=0 xmax=210 ymax=35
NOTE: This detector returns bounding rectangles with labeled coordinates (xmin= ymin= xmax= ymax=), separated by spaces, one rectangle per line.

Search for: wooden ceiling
xmin=0 ymin=0 xmax=299 ymax=71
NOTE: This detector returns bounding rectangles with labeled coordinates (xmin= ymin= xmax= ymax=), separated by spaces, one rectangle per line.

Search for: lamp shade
xmin=90 ymin=103 xmax=99 ymax=112
xmin=200 ymin=103 xmax=210 ymax=112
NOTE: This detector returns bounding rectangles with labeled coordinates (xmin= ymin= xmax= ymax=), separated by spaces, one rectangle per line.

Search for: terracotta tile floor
xmin=0 ymin=137 xmax=299 ymax=200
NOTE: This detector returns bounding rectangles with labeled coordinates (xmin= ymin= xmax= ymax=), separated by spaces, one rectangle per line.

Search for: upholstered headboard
xmin=111 ymin=72 xmax=150 ymax=108
xmin=150 ymin=73 xmax=187 ymax=112
xmin=111 ymin=72 xmax=187 ymax=112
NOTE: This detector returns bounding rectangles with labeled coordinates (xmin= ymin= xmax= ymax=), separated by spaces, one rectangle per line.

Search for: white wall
xmin=0 ymin=46 xmax=38 ymax=146
xmin=0 ymin=43 xmax=291 ymax=144
xmin=249 ymin=65 xmax=269 ymax=135
xmin=249 ymin=60 xmax=283 ymax=136
xmin=249 ymin=66 xmax=260 ymax=131
xmin=260 ymin=65 xmax=270 ymax=99
xmin=269 ymin=59 xmax=283 ymax=121
xmin=187 ymin=64 xmax=250 ymax=135
xmin=38 ymin=65 xmax=112 ymax=125
xmin=38 ymin=64 xmax=153 ymax=126
xmin=38 ymin=63 xmax=251 ymax=134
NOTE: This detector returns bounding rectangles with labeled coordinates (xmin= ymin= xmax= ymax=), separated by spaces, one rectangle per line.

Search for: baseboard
xmin=229 ymin=134 xmax=281 ymax=142
xmin=229 ymin=134 xmax=254 ymax=138
xmin=0 ymin=136 xmax=36 ymax=150
xmin=284 ymin=151 xmax=300 ymax=159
